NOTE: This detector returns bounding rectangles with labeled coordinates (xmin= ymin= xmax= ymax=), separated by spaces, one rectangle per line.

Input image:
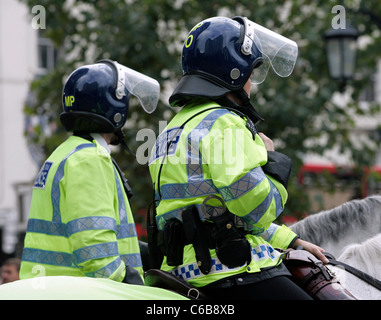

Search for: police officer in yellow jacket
xmin=20 ymin=60 xmax=160 ymax=284
xmin=148 ymin=17 xmax=328 ymax=299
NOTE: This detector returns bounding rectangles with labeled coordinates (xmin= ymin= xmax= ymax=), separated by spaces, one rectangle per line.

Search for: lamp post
xmin=324 ymin=25 xmax=359 ymax=91
xmin=324 ymin=6 xmax=381 ymax=90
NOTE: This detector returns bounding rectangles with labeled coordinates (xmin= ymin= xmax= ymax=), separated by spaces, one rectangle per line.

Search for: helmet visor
xmin=115 ymin=62 xmax=160 ymax=114
xmin=244 ymin=18 xmax=298 ymax=84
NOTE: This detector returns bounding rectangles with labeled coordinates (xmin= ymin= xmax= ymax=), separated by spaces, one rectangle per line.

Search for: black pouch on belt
xmin=211 ymin=212 xmax=251 ymax=268
xmin=163 ymin=218 xmax=186 ymax=266
xmin=182 ymin=206 xmax=213 ymax=275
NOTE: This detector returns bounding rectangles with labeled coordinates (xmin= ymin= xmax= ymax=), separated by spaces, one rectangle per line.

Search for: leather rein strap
xmin=326 ymin=255 xmax=381 ymax=292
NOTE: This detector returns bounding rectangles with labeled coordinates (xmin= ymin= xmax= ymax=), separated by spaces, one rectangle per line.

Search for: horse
xmin=324 ymin=233 xmax=381 ymax=300
xmin=0 ymin=275 xmax=188 ymax=300
xmin=290 ymin=195 xmax=381 ymax=258
xmin=337 ymin=233 xmax=381 ymax=280
xmin=290 ymin=195 xmax=381 ymax=299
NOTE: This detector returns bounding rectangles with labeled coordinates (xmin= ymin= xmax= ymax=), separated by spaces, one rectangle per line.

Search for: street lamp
xmin=324 ymin=25 xmax=359 ymax=89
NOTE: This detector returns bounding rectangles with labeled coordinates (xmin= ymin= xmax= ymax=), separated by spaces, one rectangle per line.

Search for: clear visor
xmin=114 ymin=62 xmax=160 ymax=114
xmin=243 ymin=18 xmax=298 ymax=84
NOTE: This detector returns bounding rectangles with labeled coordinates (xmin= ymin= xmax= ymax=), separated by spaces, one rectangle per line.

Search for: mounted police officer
xmin=20 ymin=60 xmax=160 ymax=284
xmin=148 ymin=16 xmax=328 ymax=299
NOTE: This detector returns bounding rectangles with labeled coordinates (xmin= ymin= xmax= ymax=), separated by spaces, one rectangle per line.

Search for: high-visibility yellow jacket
xmin=20 ymin=135 xmax=143 ymax=282
xmin=149 ymin=101 xmax=297 ymax=287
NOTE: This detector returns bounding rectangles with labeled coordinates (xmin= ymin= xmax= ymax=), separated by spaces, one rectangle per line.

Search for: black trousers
xmin=202 ymin=275 xmax=313 ymax=300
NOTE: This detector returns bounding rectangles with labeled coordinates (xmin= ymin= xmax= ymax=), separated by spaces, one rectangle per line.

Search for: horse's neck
xmin=327 ymin=265 xmax=381 ymax=300
xmin=290 ymin=196 xmax=381 ymax=256
xmin=338 ymin=234 xmax=381 ymax=279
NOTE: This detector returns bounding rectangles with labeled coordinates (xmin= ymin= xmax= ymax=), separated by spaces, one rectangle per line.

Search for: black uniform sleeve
xmin=262 ymin=151 xmax=292 ymax=188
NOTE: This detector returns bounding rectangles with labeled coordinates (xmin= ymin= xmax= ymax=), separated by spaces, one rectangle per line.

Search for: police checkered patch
xmin=33 ymin=161 xmax=53 ymax=189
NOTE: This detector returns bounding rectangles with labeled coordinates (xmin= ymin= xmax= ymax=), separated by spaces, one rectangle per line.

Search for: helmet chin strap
xmin=113 ymin=129 xmax=136 ymax=157
xmin=229 ymin=89 xmax=264 ymax=125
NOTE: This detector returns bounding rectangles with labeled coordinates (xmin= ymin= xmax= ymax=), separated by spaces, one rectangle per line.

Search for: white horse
xmin=0 ymin=276 xmax=188 ymax=300
xmin=290 ymin=195 xmax=381 ymax=258
xmin=338 ymin=233 xmax=381 ymax=280
xmin=290 ymin=196 xmax=381 ymax=299
xmin=324 ymin=233 xmax=381 ymax=300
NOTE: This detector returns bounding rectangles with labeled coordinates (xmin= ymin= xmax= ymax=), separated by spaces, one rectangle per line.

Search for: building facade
xmin=0 ymin=0 xmax=39 ymax=257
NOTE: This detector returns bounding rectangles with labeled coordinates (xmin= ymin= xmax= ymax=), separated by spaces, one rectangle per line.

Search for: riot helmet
xmin=60 ymin=60 xmax=160 ymax=139
xmin=169 ymin=16 xmax=298 ymax=123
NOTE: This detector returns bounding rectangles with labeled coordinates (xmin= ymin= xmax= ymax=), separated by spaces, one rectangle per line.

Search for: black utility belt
xmin=159 ymin=205 xmax=252 ymax=275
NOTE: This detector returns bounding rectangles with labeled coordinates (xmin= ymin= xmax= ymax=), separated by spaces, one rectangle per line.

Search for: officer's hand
xmin=293 ymin=238 xmax=329 ymax=264
xmin=258 ymin=132 xmax=275 ymax=152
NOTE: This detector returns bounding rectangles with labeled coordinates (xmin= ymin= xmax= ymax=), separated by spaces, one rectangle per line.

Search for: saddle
xmin=282 ymin=249 xmax=357 ymax=300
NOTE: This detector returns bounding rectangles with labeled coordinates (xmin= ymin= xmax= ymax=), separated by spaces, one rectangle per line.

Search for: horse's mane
xmin=290 ymin=195 xmax=381 ymax=246
xmin=338 ymin=233 xmax=381 ymax=279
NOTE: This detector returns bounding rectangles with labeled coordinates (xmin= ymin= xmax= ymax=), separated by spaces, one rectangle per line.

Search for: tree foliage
xmin=21 ymin=0 xmax=381 ymax=219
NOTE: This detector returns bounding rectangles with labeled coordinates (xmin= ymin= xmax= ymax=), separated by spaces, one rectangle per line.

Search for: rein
xmin=326 ymin=255 xmax=381 ymax=291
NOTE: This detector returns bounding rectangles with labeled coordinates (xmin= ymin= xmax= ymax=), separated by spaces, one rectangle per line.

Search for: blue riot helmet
xmin=169 ymin=16 xmax=298 ymax=123
xmin=61 ymin=60 xmax=160 ymax=138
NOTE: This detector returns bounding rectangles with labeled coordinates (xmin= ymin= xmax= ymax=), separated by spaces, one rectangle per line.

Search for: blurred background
xmin=1 ymin=0 xmax=381 ymax=266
